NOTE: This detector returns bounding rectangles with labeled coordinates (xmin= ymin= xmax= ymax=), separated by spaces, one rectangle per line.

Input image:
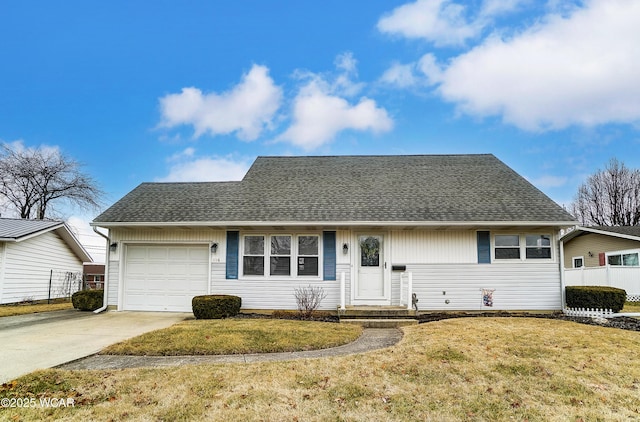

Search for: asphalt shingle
xmin=93 ymin=154 xmax=576 ymax=224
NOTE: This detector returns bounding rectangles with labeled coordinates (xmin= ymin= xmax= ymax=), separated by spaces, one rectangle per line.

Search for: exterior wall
xmin=563 ymin=233 xmax=640 ymax=268
xmin=0 ymin=231 xmax=84 ymax=304
xmin=106 ymin=227 xmax=562 ymax=311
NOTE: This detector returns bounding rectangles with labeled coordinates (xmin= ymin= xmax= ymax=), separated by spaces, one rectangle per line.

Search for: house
xmin=92 ymin=154 xmax=576 ymax=313
xmin=83 ymin=263 xmax=105 ymax=290
xmin=0 ymin=218 xmax=92 ymax=304
xmin=561 ymin=226 xmax=640 ymax=301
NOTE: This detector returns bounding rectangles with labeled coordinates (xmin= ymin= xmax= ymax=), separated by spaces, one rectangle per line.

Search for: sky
xmin=2 ymin=0 xmax=640 ymax=263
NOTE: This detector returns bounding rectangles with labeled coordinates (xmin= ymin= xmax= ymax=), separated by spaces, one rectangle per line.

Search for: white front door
xmin=355 ymin=234 xmax=388 ymax=304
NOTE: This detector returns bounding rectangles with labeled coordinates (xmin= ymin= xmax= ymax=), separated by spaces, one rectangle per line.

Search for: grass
xmin=0 ymin=301 xmax=73 ymax=317
xmin=2 ymin=317 xmax=640 ymax=421
xmin=622 ymin=301 xmax=640 ymax=313
xmin=100 ymin=318 xmax=363 ymax=355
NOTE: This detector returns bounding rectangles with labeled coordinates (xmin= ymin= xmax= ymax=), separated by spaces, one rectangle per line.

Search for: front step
xmin=338 ymin=306 xmax=418 ymax=328
xmin=340 ymin=318 xmax=418 ymax=328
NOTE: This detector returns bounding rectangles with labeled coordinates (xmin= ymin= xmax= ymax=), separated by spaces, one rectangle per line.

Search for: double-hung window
xmin=243 ymin=235 xmax=265 ymax=275
xmin=297 ymin=235 xmax=319 ymax=276
xmin=270 ymin=235 xmax=291 ymax=276
xmin=494 ymin=234 xmax=553 ymax=261
xmin=242 ymin=234 xmax=320 ymax=277
xmin=494 ymin=235 xmax=520 ymax=259
xmin=525 ymin=235 xmax=551 ymax=259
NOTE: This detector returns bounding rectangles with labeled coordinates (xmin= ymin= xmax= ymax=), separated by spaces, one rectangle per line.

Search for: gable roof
xmin=0 ymin=218 xmax=93 ymax=262
xmin=93 ymin=154 xmax=576 ymax=227
xmin=561 ymin=226 xmax=640 ymax=243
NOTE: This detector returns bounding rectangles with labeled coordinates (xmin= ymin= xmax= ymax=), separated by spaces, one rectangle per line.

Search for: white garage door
xmin=123 ymin=245 xmax=209 ymax=312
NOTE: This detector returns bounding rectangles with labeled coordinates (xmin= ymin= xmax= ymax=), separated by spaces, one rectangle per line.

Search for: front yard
xmin=2 ymin=317 xmax=639 ymax=421
xmin=0 ymin=302 xmax=73 ymax=318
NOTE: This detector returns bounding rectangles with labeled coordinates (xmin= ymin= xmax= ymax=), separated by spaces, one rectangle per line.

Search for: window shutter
xmin=226 ymin=231 xmax=239 ymax=279
xmin=323 ymin=231 xmax=336 ymax=280
xmin=477 ymin=231 xmax=491 ymax=264
xmin=599 ymin=252 xmax=605 ymax=266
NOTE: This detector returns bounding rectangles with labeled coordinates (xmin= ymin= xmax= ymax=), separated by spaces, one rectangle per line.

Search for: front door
xmin=355 ymin=234 xmax=388 ymax=303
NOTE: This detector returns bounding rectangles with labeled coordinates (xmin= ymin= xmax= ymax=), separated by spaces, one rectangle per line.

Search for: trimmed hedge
xmin=72 ymin=290 xmax=104 ymax=311
xmin=565 ymin=286 xmax=626 ymax=313
xmin=192 ymin=295 xmax=241 ymax=319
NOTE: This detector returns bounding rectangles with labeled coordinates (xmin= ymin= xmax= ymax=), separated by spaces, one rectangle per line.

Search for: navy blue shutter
xmin=477 ymin=231 xmax=491 ymax=264
xmin=226 ymin=231 xmax=239 ymax=279
xmin=323 ymin=231 xmax=336 ymax=280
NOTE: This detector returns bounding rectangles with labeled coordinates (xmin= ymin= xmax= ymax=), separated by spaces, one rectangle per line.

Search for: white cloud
xmin=159 ymin=64 xmax=283 ymax=141
xmin=279 ymin=80 xmax=393 ymax=150
xmin=278 ymin=53 xmax=393 ymax=150
xmin=380 ymin=62 xmax=420 ymax=88
xmin=434 ymin=0 xmax=640 ymax=131
xmin=377 ymin=0 xmax=480 ymax=46
xmin=158 ymin=155 xmax=251 ymax=182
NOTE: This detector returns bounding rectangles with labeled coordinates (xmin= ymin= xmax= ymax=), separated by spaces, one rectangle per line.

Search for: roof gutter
xmin=92 ymin=226 xmax=110 ymax=314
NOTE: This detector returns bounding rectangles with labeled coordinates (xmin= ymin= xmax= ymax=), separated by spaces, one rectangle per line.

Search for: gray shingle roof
xmin=590 ymin=226 xmax=640 ymax=238
xmin=93 ymin=154 xmax=576 ymax=225
xmin=0 ymin=218 xmax=63 ymax=239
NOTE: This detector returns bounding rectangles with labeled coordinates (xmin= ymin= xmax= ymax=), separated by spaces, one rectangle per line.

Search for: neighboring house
xmin=0 ymin=218 xmax=92 ymax=304
xmin=561 ymin=226 xmax=640 ymax=300
xmin=83 ymin=264 xmax=105 ymax=290
xmin=92 ymin=154 xmax=576 ymax=313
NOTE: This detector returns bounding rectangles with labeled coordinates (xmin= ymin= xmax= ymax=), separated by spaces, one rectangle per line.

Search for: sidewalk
xmin=58 ymin=328 xmax=403 ymax=370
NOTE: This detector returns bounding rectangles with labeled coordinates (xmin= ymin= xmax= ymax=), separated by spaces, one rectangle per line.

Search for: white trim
xmin=605 ymin=248 xmax=640 ymax=267
xmin=238 ymin=231 xmax=323 ymax=280
xmin=572 ymin=256 xmax=584 ymax=268
xmin=491 ymin=232 xmax=556 ymax=263
xmin=0 ymin=242 xmax=6 ymax=304
xmin=561 ymin=226 xmax=640 ymax=243
xmin=93 ymin=220 xmax=576 ymax=228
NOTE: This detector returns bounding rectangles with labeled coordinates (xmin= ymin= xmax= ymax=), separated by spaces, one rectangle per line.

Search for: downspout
xmin=559 ymin=234 xmax=566 ymax=312
xmin=92 ymin=226 xmax=110 ymax=314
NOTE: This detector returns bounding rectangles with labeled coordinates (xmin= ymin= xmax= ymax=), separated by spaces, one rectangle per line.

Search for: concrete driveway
xmin=0 ymin=309 xmax=189 ymax=383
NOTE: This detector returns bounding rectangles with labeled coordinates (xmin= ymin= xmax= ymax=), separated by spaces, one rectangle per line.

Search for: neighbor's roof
xmin=561 ymin=226 xmax=640 ymax=242
xmin=0 ymin=218 xmax=93 ymax=262
xmin=93 ymin=154 xmax=576 ymax=226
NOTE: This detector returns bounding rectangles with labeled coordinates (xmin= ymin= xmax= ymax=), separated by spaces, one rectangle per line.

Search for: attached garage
xmin=123 ymin=244 xmax=209 ymax=311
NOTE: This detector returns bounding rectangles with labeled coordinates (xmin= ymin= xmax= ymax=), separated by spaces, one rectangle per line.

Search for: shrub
xmin=294 ymin=285 xmax=327 ymax=319
xmin=192 ymin=295 xmax=241 ymax=319
xmin=565 ymin=286 xmax=626 ymax=312
xmin=71 ymin=290 xmax=104 ymax=311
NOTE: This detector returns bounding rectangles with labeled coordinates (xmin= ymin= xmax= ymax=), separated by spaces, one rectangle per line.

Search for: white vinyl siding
xmin=390 ymin=230 xmax=477 ymax=263
xmin=0 ymin=231 xmax=83 ymax=304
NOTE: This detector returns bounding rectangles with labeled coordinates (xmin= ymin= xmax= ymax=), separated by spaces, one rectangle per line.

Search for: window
xmin=243 ymin=235 xmax=264 ymax=275
xmin=525 ymin=235 xmax=551 ymax=259
xmin=298 ymin=236 xmax=319 ymax=276
xmin=494 ymin=235 xmax=520 ymax=259
xmin=242 ymin=234 xmax=320 ymax=277
xmin=270 ymin=235 xmax=291 ymax=276
xmin=607 ymin=251 xmax=639 ymax=267
xmin=494 ymin=233 xmax=553 ymax=261
xmin=573 ymin=257 xmax=584 ymax=268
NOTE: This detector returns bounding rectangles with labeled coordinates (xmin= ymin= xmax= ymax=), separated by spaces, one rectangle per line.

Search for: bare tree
xmin=571 ymin=158 xmax=640 ymax=226
xmin=0 ymin=143 xmax=103 ymax=219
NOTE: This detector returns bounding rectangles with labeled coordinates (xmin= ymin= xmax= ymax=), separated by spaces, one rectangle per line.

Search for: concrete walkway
xmin=59 ymin=328 xmax=404 ymax=370
xmin=0 ymin=309 xmax=189 ymax=383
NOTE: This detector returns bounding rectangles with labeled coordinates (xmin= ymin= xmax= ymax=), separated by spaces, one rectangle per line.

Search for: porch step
xmin=339 ymin=306 xmax=417 ymax=319
xmin=340 ymin=318 xmax=418 ymax=328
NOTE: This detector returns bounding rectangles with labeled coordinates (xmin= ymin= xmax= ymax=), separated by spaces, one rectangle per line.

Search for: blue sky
xmin=2 ymin=0 xmax=640 ymax=262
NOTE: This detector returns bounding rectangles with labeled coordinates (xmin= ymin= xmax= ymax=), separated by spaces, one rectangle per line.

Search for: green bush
xmin=72 ymin=290 xmax=104 ymax=311
xmin=565 ymin=286 xmax=626 ymax=312
xmin=192 ymin=295 xmax=241 ymax=319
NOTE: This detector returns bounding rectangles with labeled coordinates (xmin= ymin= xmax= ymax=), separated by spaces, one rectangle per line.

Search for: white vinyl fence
xmin=564 ymin=266 xmax=640 ymax=301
